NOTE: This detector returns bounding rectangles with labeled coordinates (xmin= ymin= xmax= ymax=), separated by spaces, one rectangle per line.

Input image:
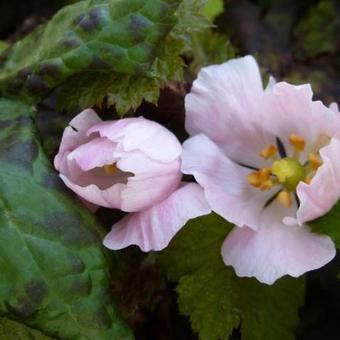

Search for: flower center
xmin=247 ymin=133 xmax=323 ymax=208
xmin=271 ymin=158 xmax=305 ymax=191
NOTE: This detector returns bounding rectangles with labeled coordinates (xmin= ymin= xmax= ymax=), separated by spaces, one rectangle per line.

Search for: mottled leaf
xmin=0 ymin=98 xmax=132 ymax=339
xmin=160 ymin=213 xmax=305 ymax=340
xmin=0 ymin=317 xmax=53 ymax=340
xmin=57 ymin=0 xmax=208 ymax=116
xmin=0 ymin=0 xmax=181 ymax=101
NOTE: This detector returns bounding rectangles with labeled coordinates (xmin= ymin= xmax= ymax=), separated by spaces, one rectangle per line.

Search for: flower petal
xmin=54 ymin=109 xmax=101 ymax=170
xmin=68 ymin=137 xmax=117 ymax=171
xmin=259 ymin=82 xmax=340 ymax=160
xmin=265 ymin=75 xmax=276 ymax=90
xmin=185 ymin=55 xmax=271 ymax=167
xmin=103 ymin=183 xmax=211 ymax=251
xmin=297 ymin=138 xmax=340 ymax=224
xmin=118 ymin=152 xmax=182 ymax=212
xmin=221 ymin=201 xmax=336 ymax=284
xmin=181 ymin=134 xmax=275 ymax=229
xmin=329 ymin=102 xmax=339 ymax=113
xmin=88 ymin=117 xmax=182 ymax=163
xmin=59 ymin=174 xmax=124 ymax=209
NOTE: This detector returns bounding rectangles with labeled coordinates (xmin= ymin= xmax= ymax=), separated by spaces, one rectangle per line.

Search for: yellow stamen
xmin=289 ymin=133 xmax=305 ymax=151
xmin=304 ymin=175 xmax=313 ymax=184
xmin=260 ymin=180 xmax=273 ymax=191
xmin=104 ymin=164 xmax=119 ymax=174
xmin=260 ymin=145 xmax=278 ymax=160
xmin=247 ymin=168 xmax=274 ymax=191
xmin=277 ymin=191 xmax=292 ymax=208
xmin=308 ymin=153 xmax=322 ymax=170
xmin=247 ymin=172 xmax=261 ymax=188
xmin=246 ymin=131 xmax=322 ymax=197
xmin=259 ymin=168 xmax=271 ymax=181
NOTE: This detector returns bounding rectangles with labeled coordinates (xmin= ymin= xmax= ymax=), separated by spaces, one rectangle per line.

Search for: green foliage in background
xmin=0 ymin=317 xmax=54 ymax=340
xmin=160 ymin=213 xmax=305 ymax=340
xmin=201 ymin=0 xmax=224 ymax=22
xmin=189 ymin=29 xmax=236 ymax=76
xmin=0 ymin=0 xmax=209 ymax=116
xmin=310 ymin=201 xmax=340 ymax=249
xmin=57 ymin=0 xmax=209 ymax=115
xmin=294 ymin=0 xmax=340 ymax=60
xmin=0 ymin=0 xmax=180 ymax=98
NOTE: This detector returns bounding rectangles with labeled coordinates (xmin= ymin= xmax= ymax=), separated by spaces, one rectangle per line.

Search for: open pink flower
xmin=182 ymin=55 xmax=340 ymax=284
xmin=55 ymin=110 xmax=211 ymax=251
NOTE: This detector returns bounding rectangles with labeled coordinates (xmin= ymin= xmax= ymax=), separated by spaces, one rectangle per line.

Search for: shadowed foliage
xmin=0 ymin=98 xmax=132 ymax=339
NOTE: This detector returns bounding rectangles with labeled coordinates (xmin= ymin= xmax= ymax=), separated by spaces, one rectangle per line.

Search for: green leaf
xmin=189 ymin=29 xmax=237 ymax=76
xmin=294 ymin=0 xmax=340 ymax=60
xmin=57 ymin=0 xmax=208 ymax=116
xmin=201 ymin=0 xmax=224 ymax=22
xmin=0 ymin=98 xmax=132 ymax=339
xmin=160 ymin=213 xmax=305 ymax=340
xmin=309 ymin=201 xmax=340 ymax=248
xmin=0 ymin=42 xmax=7 ymax=54
xmin=0 ymin=317 xmax=54 ymax=340
xmin=0 ymin=0 xmax=181 ymax=101
xmin=56 ymin=68 xmax=161 ymax=116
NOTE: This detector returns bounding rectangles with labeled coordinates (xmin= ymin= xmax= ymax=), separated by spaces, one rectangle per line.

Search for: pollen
xmin=247 ymin=172 xmax=262 ymax=188
xmin=104 ymin=163 xmax=119 ymax=174
xmin=260 ymin=145 xmax=277 ymax=159
xmin=308 ymin=153 xmax=322 ymax=170
xmin=289 ymin=133 xmax=305 ymax=151
xmin=247 ymin=168 xmax=273 ymax=191
xmin=260 ymin=180 xmax=274 ymax=191
xmin=277 ymin=191 xmax=292 ymax=208
xmin=247 ymin=132 xmax=327 ymax=207
xmin=304 ymin=175 xmax=313 ymax=184
xmin=259 ymin=168 xmax=271 ymax=181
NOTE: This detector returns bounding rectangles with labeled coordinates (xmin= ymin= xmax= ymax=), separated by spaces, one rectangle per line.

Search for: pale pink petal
xmin=296 ymin=138 xmax=340 ymax=224
xmin=265 ymin=75 xmax=276 ymax=90
xmin=259 ymin=82 xmax=340 ymax=160
xmin=185 ymin=55 xmax=272 ymax=167
xmin=329 ymin=102 xmax=339 ymax=113
xmin=59 ymin=174 xmax=124 ymax=209
xmin=54 ymin=109 xmax=101 ymax=170
xmin=117 ymin=152 xmax=182 ymax=212
xmin=103 ymin=183 xmax=211 ymax=251
xmin=221 ymin=201 xmax=336 ymax=284
xmin=55 ymin=114 xmax=182 ymax=213
xmin=56 ymin=152 xmax=83 ymax=183
xmin=181 ymin=134 xmax=276 ymax=230
xmin=69 ymin=108 xmax=102 ymax=132
xmin=57 ymin=153 xmax=130 ymax=190
xmin=88 ymin=117 xmax=182 ymax=163
xmin=68 ymin=137 xmax=117 ymax=171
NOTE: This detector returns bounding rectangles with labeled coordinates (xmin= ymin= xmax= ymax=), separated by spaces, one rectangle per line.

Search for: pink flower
xmin=181 ymin=55 xmax=340 ymax=284
xmin=55 ymin=110 xmax=211 ymax=251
